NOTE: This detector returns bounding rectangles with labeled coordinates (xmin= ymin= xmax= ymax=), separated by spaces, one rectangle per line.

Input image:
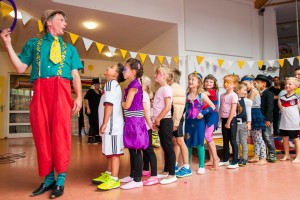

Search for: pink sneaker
xmin=121 ymin=180 xmax=143 ymax=190
xmin=143 ymin=177 xmax=160 ymax=186
xmin=120 ymin=176 xmax=133 ymax=183
xmin=142 ymin=170 xmax=151 ymax=177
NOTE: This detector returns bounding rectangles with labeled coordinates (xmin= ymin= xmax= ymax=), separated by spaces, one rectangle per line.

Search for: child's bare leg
xmin=292 ymin=138 xmax=300 ymax=164
xmin=177 ymin=137 xmax=189 ymax=165
xmin=173 ymin=138 xmax=180 ymax=166
xmin=207 ymin=141 xmax=220 ymax=170
xmin=280 ymin=137 xmax=290 ymax=161
xmin=107 ymin=157 xmax=112 ymax=172
xmin=111 ymin=156 xmax=120 ymax=177
xmin=205 ymin=148 xmax=214 ymax=166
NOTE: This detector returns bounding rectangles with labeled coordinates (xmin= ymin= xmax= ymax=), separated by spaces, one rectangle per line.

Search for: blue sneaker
xmin=175 ymin=167 xmax=192 ymax=178
xmin=175 ymin=164 xmax=179 ymax=173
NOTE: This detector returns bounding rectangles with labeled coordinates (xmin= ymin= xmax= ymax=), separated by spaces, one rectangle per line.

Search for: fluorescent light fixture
xmin=9 ymin=11 xmax=22 ymax=19
xmin=83 ymin=21 xmax=98 ymax=29
xmin=105 ymin=52 xmax=113 ymax=57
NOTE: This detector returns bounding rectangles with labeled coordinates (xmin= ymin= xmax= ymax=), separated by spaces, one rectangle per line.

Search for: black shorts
xmin=173 ymin=121 xmax=184 ymax=138
xmin=279 ymin=129 xmax=299 ymax=139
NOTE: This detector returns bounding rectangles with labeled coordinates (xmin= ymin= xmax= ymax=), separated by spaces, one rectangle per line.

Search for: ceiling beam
xmin=266 ymin=0 xmax=296 ymax=7
xmin=255 ymin=0 xmax=269 ymax=9
xmin=277 ymin=20 xmax=299 ymax=25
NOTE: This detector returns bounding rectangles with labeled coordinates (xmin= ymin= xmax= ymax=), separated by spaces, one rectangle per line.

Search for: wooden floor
xmin=1 ymin=135 xmax=300 ymax=200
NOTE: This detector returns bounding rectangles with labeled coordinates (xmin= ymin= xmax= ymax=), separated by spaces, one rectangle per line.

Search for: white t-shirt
xmin=279 ymin=94 xmax=300 ymax=130
xmin=98 ymin=80 xmax=124 ymax=135
xmin=142 ymin=91 xmax=151 ymax=130
xmin=153 ymin=85 xmax=173 ymax=121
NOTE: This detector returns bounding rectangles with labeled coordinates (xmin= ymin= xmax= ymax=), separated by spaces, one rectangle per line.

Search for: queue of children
xmin=91 ymin=60 xmax=300 ymax=191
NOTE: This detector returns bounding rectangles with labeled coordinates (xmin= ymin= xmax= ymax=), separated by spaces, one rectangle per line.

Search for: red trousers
xmin=30 ymin=77 xmax=73 ymax=176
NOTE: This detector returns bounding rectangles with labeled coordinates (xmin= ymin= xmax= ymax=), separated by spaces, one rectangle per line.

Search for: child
xmin=168 ymin=68 xmax=191 ymax=178
xmin=92 ymin=63 xmax=125 ymax=191
xmin=141 ymin=76 xmax=159 ymax=186
xmin=203 ymin=74 xmax=220 ymax=170
xmin=241 ymin=75 xmax=267 ymax=165
xmin=255 ymin=74 xmax=277 ymax=163
xmin=185 ymin=72 xmax=215 ymax=174
xmin=153 ymin=65 xmax=176 ymax=184
xmin=120 ymin=58 xmax=149 ymax=189
xmin=218 ymin=74 xmax=239 ymax=169
xmin=236 ymin=83 xmax=252 ymax=166
xmin=278 ymin=77 xmax=300 ymax=164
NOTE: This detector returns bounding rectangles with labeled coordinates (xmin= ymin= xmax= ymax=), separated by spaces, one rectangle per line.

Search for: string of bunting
xmin=0 ymin=2 xmax=298 ymax=69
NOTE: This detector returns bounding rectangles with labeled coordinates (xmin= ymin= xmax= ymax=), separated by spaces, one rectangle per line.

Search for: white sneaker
xmin=157 ymin=173 xmax=169 ymax=179
xmin=120 ymin=176 xmax=133 ymax=183
xmin=121 ymin=180 xmax=143 ymax=190
xmin=227 ymin=164 xmax=239 ymax=169
xmin=160 ymin=176 xmax=177 ymax=185
xmin=218 ymin=161 xmax=229 ymax=167
xmin=197 ymin=167 xmax=205 ymax=175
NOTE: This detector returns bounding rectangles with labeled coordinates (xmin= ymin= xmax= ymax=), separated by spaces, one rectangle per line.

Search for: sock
xmin=111 ymin=176 xmax=118 ymax=181
xmin=43 ymin=169 xmax=55 ymax=187
xmin=56 ymin=173 xmax=66 ymax=186
xmin=175 ymin=162 xmax=178 ymax=166
xmin=188 ymin=147 xmax=193 ymax=163
xmin=106 ymin=171 xmax=112 ymax=175
xmin=197 ymin=145 xmax=205 ymax=168
xmin=183 ymin=164 xmax=190 ymax=169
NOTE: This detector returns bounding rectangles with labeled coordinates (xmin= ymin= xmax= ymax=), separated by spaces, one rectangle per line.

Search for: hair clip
xmin=137 ymin=63 xmax=141 ymax=70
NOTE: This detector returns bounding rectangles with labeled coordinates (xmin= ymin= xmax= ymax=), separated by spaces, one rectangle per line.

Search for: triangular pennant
xmin=21 ymin=12 xmax=32 ymax=25
xmin=278 ymin=59 xmax=285 ymax=68
xmin=129 ymin=52 xmax=137 ymax=58
xmin=217 ymin=59 xmax=224 ymax=67
xmin=227 ymin=60 xmax=234 ymax=67
xmin=246 ymin=61 xmax=255 ymax=69
xmin=173 ymin=56 xmax=179 ymax=65
xmin=267 ymin=60 xmax=275 ymax=67
xmin=297 ymin=56 xmax=300 ymax=61
xmin=139 ymin=53 xmax=147 ymax=64
xmin=196 ymin=56 xmax=204 ymax=65
xmin=107 ymin=46 xmax=116 ymax=56
xmin=37 ymin=20 xmax=43 ymax=33
xmin=95 ymin=42 xmax=104 ymax=54
xmin=237 ymin=60 xmax=245 ymax=69
xmin=157 ymin=56 xmax=164 ymax=64
xmin=149 ymin=55 xmax=156 ymax=64
xmin=69 ymin=32 xmax=79 ymax=44
xmin=82 ymin=37 xmax=94 ymax=51
xmin=166 ymin=56 xmax=172 ymax=65
xmin=257 ymin=60 xmax=264 ymax=69
xmin=120 ymin=49 xmax=127 ymax=59
xmin=286 ymin=57 xmax=295 ymax=65
xmin=1 ymin=2 xmax=13 ymax=17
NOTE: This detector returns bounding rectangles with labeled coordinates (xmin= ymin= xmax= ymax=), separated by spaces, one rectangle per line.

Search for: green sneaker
xmin=97 ymin=178 xmax=120 ymax=190
xmin=92 ymin=172 xmax=111 ymax=184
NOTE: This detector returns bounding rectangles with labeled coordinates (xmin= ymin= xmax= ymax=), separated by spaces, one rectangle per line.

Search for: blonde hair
xmin=168 ymin=68 xmax=181 ymax=84
xmin=155 ymin=65 xmax=171 ymax=82
xmin=224 ymin=74 xmax=239 ymax=88
xmin=141 ymin=76 xmax=153 ymax=99
xmin=188 ymin=72 xmax=204 ymax=94
xmin=204 ymin=74 xmax=219 ymax=92
xmin=285 ymin=77 xmax=300 ymax=87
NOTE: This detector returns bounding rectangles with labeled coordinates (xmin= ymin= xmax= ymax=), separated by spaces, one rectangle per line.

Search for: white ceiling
xmin=0 ymin=0 xmax=176 ymax=60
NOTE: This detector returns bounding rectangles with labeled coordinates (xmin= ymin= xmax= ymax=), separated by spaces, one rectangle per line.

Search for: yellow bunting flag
xmin=217 ymin=59 xmax=224 ymax=68
xmin=120 ymin=49 xmax=127 ymax=59
xmin=173 ymin=56 xmax=179 ymax=65
xmin=278 ymin=59 xmax=285 ymax=68
xmin=95 ymin=42 xmax=104 ymax=54
xmin=157 ymin=56 xmax=164 ymax=64
xmin=0 ymin=2 xmax=13 ymax=17
xmin=237 ymin=60 xmax=245 ymax=69
xmin=139 ymin=53 xmax=147 ymax=64
xmin=37 ymin=20 xmax=43 ymax=32
xmin=196 ymin=56 xmax=204 ymax=65
xmin=297 ymin=56 xmax=300 ymax=61
xmin=69 ymin=32 xmax=79 ymax=44
xmin=257 ymin=60 xmax=264 ymax=69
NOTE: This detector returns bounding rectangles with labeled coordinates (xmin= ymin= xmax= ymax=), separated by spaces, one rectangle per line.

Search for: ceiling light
xmin=9 ymin=11 xmax=22 ymax=19
xmin=105 ymin=52 xmax=113 ymax=57
xmin=83 ymin=21 xmax=98 ymax=29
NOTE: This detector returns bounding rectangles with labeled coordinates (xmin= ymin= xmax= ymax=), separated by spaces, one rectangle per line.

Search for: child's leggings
xmin=250 ymin=129 xmax=266 ymax=159
xmin=188 ymin=145 xmax=205 ymax=168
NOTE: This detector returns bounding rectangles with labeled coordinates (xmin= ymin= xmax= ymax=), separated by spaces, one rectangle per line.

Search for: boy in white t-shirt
xmin=92 ymin=63 xmax=125 ymax=190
